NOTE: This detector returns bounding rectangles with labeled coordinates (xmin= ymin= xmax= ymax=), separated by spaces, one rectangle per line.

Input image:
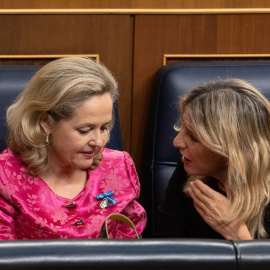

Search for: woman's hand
xmin=187 ymin=179 xmax=252 ymax=240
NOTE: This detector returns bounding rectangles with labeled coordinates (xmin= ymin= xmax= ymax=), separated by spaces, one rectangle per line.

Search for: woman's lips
xmin=182 ymin=155 xmax=191 ymax=163
xmin=82 ymin=151 xmax=95 ymax=159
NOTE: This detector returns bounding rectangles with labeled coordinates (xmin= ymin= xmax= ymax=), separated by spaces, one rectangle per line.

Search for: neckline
xmin=36 ymin=170 xmax=90 ymax=201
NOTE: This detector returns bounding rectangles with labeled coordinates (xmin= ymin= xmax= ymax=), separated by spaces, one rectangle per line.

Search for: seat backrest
xmin=1 ymin=238 xmax=270 ymax=270
xmin=0 ymin=239 xmax=237 ymax=270
xmin=149 ymin=60 xmax=270 ymax=236
xmin=0 ymin=65 xmax=122 ymax=152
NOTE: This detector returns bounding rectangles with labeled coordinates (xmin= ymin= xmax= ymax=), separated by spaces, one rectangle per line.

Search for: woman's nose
xmin=89 ymin=131 xmax=104 ymax=147
xmin=173 ymin=130 xmax=186 ymax=149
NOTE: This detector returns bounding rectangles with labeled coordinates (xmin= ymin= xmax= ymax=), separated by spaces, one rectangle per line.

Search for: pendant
xmin=99 ymin=198 xmax=109 ymax=209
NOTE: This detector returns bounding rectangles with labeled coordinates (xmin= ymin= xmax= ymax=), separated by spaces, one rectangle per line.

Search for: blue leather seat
xmin=1 ymin=238 xmax=270 ymax=270
xmin=149 ymin=60 xmax=270 ymax=237
xmin=0 ymin=239 xmax=237 ymax=270
xmin=0 ymin=65 xmax=122 ymax=152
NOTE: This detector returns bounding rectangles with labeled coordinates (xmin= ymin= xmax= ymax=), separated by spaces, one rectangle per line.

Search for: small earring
xmin=45 ymin=134 xmax=50 ymax=144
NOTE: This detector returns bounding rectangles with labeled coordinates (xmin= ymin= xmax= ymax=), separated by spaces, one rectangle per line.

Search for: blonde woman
xmin=157 ymin=78 xmax=270 ymax=240
xmin=0 ymin=57 xmax=146 ymax=240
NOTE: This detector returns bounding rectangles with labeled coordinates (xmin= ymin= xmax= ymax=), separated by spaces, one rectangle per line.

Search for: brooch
xmin=96 ymin=190 xmax=117 ymax=209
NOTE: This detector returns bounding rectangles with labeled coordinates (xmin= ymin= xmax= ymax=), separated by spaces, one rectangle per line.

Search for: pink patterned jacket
xmin=0 ymin=148 xmax=147 ymax=240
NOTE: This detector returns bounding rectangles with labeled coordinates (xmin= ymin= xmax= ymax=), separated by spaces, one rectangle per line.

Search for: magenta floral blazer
xmin=0 ymin=148 xmax=147 ymax=240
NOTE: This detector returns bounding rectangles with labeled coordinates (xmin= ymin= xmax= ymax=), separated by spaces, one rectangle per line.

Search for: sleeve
xmin=0 ymin=174 xmax=18 ymax=240
xmin=108 ymin=151 xmax=147 ymax=239
xmin=156 ymin=159 xmax=192 ymax=238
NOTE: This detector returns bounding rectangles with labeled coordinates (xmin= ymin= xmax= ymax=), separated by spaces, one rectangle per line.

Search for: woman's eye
xmin=101 ymin=126 xmax=109 ymax=132
xmin=190 ymin=134 xmax=199 ymax=142
xmin=78 ymin=129 xmax=90 ymax=135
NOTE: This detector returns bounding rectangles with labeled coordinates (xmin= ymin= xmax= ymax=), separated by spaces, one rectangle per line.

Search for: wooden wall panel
xmin=216 ymin=15 xmax=270 ymax=53
xmin=0 ymin=14 xmax=134 ymax=153
xmin=132 ymin=14 xmax=270 ymax=179
xmin=1 ymin=0 xmax=270 ymax=9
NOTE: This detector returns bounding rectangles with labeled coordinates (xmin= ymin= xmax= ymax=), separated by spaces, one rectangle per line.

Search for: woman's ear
xmin=40 ymin=113 xmax=51 ymax=134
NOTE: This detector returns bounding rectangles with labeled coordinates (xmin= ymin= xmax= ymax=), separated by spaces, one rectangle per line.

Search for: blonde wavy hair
xmin=178 ymin=78 xmax=270 ymax=239
xmin=7 ymin=57 xmax=118 ymax=175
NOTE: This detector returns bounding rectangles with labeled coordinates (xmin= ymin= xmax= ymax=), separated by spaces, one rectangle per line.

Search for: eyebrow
xmin=76 ymin=120 xmax=112 ymax=128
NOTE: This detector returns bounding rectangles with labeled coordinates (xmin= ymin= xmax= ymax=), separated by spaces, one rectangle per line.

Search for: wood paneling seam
xmin=1 ymin=8 xmax=270 ymax=15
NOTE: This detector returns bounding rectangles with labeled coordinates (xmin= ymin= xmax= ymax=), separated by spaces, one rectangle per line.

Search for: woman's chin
xmin=75 ymin=159 xmax=94 ymax=170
